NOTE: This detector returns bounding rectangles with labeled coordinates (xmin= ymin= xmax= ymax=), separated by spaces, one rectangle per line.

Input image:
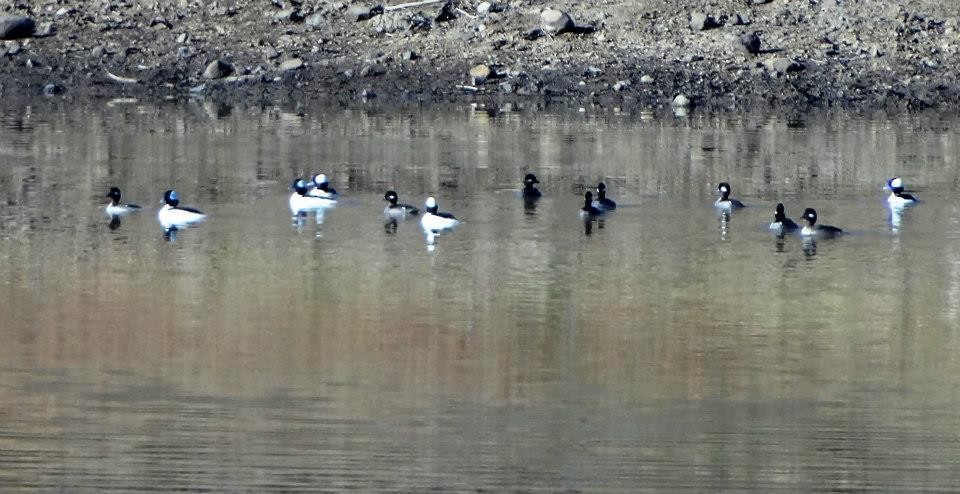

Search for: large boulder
xmin=541 ymin=9 xmax=575 ymax=35
xmin=0 ymin=15 xmax=35 ymax=40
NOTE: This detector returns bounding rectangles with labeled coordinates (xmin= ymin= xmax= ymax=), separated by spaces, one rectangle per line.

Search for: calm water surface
xmin=2 ymin=101 xmax=960 ymax=491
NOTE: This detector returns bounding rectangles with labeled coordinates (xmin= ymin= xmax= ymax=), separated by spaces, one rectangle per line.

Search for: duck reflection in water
xmin=802 ymin=236 xmax=818 ymax=257
xmin=583 ymin=217 xmax=605 ymax=235
xmin=718 ymin=211 xmax=731 ymax=240
xmin=108 ymin=215 xmax=122 ymax=231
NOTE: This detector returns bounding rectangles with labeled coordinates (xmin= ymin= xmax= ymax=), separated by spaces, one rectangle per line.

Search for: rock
xmin=34 ymin=22 xmax=55 ymax=37
xmin=735 ymin=13 xmax=751 ymax=25
xmin=765 ymin=57 xmax=805 ymax=73
xmin=176 ymin=33 xmax=189 ymax=44
xmin=499 ymin=81 xmax=514 ymax=93
xmin=346 ymin=5 xmax=383 ymax=22
xmin=203 ymin=59 xmax=234 ymax=79
xmin=150 ymin=17 xmax=172 ymax=29
xmin=751 ymin=0 xmax=772 ymax=4
xmin=739 ymin=32 xmax=761 ymax=54
xmin=525 ymin=28 xmax=545 ymax=40
xmin=274 ymin=9 xmax=305 ymax=22
xmin=54 ymin=8 xmax=74 ymax=18
xmin=5 ymin=42 xmax=21 ymax=56
xmin=0 ymin=16 xmax=36 ymax=40
xmin=640 ymin=74 xmax=654 ymax=84
xmin=178 ymin=46 xmax=193 ymax=58
xmin=689 ymin=12 xmax=722 ymax=31
xmin=360 ymin=64 xmax=385 ymax=77
xmin=584 ymin=66 xmax=603 ymax=77
xmin=477 ymin=1 xmax=506 ymax=15
xmin=400 ymin=50 xmax=418 ymax=61
xmin=672 ymin=94 xmax=691 ymax=107
xmin=541 ymin=9 xmax=575 ymax=35
xmin=280 ymin=58 xmax=304 ymax=71
xmin=469 ymin=64 xmax=493 ymax=81
xmin=42 ymin=83 xmax=64 ymax=96
xmin=435 ymin=1 xmax=457 ymax=22
xmin=613 ymin=80 xmax=631 ymax=91
xmin=263 ymin=46 xmax=280 ymax=60
xmin=361 ymin=89 xmax=376 ymax=98
xmin=305 ymin=13 xmax=324 ymax=27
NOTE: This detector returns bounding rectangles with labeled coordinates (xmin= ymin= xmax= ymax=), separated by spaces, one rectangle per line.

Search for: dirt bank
xmin=2 ymin=0 xmax=959 ymax=111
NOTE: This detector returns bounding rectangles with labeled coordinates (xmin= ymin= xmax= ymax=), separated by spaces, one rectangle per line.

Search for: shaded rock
xmin=42 ymin=83 xmax=64 ymax=96
xmin=150 ymin=16 xmax=173 ymax=29
xmin=735 ymin=13 xmax=751 ymax=25
xmin=499 ymin=81 xmax=514 ymax=93
xmin=178 ymin=46 xmax=193 ymax=58
xmin=263 ymin=46 xmax=280 ymax=60
xmin=203 ymin=59 xmax=234 ymax=79
xmin=613 ymin=80 xmax=631 ymax=91
xmin=541 ymin=9 xmax=575 ymax=35
xmin=0 ymin=15 xmax=35 ymax=40
xmin=584 ymin=66 xmax=602 ymax=77
xmin=689 ymin=12 xmax=722 ymax=31
xmin=672 ymin=94 xmax=691 ymax=107
xmin=477 ymin=1 xmax=506 ymax=16
xmin=5 ymin=42 xmax=21 ymax=56
xmin=361 ymin=89 xmax=376 ymax=98
xmin=360 ymin=64 xmax=385 ymax=77
xmin=525 ymin=27 xmax=545 ymax=40
xmin=765 ymin=57 xmax=805 ymax=73
xmin=435 ymin=1 xmax=457 ymax=22
xmin=409 ymin=12 xmax=431 ymax=31
xmin=400 ymin=50 xmax=418 ymax=61
xmin=739 ymin=32 xmax=761 ymax=54
xmin=280 ymin=58 xmax=304 ymax=71
xmin=346 ymin=5 xmax=383 ymax=22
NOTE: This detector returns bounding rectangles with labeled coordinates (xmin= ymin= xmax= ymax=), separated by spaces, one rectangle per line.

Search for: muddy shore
xmin=1 ymin=0 xmax=959 ymax=112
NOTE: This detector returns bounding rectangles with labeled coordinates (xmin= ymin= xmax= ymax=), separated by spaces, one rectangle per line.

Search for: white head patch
xmin=314 ymin=174 xmax=327 ymax=185
xmin=426 ymin=197 xmax=437 ymax=208
xmin=890 ymin=177 xmax=903 ymax=189
xmin=719 ymin=184 xmax=729 ymax=193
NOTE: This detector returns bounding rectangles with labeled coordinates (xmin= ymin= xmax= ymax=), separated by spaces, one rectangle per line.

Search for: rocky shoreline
xmin=2 ymin=0 xmax=959 ymax=112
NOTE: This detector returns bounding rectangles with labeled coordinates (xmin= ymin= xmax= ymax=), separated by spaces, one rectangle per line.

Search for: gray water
xmin=2 ymin=101 xmax=960 ymax=491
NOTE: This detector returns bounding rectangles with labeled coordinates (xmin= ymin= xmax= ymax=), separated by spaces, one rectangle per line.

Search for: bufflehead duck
xmin=715 ymin=182 xmax=745 ymax=210
xmin=308 ymin=174 xmax=338 ymax=199
xmin=421 ymin=197 xmax=460 ymax=233
xmin=592 ymin=182 xmax=617 ymax=211
xmin=384 ymin=190 xmax=419 ymax=217
xmin=886 ymin=177 xmax=918 ymax=205
xmin=580 ymin=191 xmax=604 ymax=217
xmin=290 ymin=179 xmax=336 ymax=213
xmin=105 ymin=187 xmax=142 ymax=215
xmin=769 ymin=203 xmax=799 ymax=233
xmin=800 ymin=208 xmax=842 ymax=237
xmin=158 ymin=189 xmax=206 ymax=230
xmin=522 ymin=173 xmax=542 ymax=198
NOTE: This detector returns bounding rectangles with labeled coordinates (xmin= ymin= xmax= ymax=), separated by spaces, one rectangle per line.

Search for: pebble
xmin=672 ymin=94 xmax=691 ymax=107
xmin=640 ymin=74 xmax=654 ymax=84
xmin=280 ymin=58 xmax=304 ymax=71
xmin=203 ymin=59 xmax=234 ymax=79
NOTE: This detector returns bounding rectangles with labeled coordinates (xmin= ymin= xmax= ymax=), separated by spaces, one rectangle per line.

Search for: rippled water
xmin=2 ymin=101 xmax=960 ymax=491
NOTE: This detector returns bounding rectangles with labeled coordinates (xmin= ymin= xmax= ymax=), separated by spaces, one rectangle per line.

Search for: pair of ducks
xmin=380 ymin=191 xmax=459 ymax=233
xmin=720 ymin=177 xmax=919 ymax=237
xmin=520 ymin=173 xmax=617 ymax=217
xmin=105 ymin=187 xmax=206 ymax=231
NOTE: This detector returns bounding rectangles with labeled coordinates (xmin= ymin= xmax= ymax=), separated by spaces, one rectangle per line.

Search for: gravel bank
xmin=2 ymin=0 xmax=959 ymax=111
